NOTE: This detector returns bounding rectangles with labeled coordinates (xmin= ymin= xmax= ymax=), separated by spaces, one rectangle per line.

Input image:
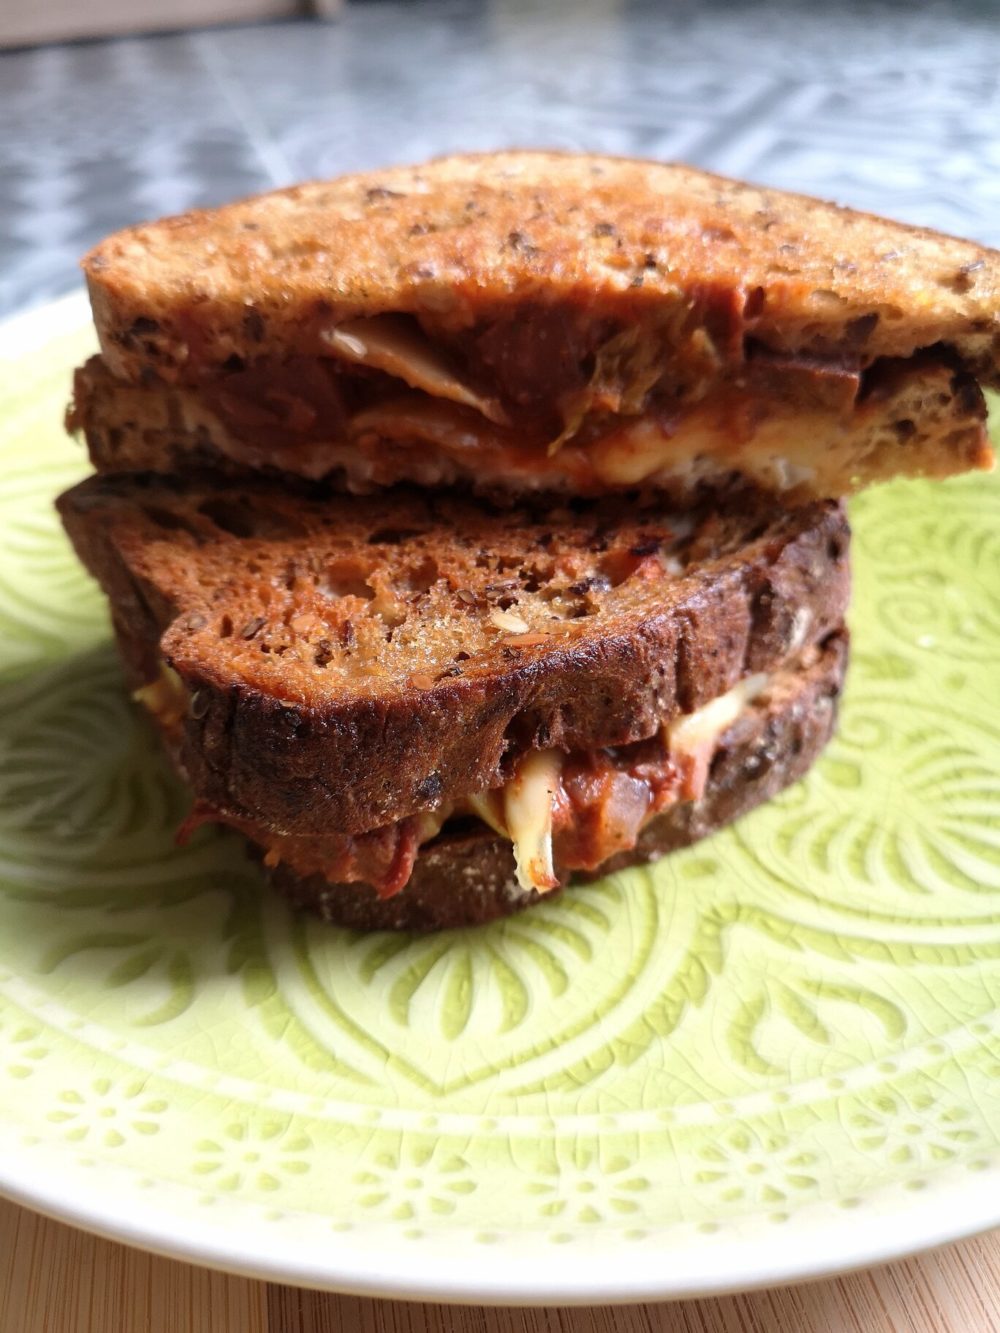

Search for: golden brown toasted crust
xmin=262 ymin=628 xmax=847 ymax=930
xmin=57 ymin=471 xmax=850 ymax=836
xmin=83 ymin=152 xmax=1000 ymax=388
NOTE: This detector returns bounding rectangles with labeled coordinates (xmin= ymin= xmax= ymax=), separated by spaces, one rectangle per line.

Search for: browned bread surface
xmin=263 ymin=628 xmax=848 ymax=930
xmin=83 ymin=152 xmax=1000 ymax=387
xmin=57 ymin=472 xmax=850 ymax=836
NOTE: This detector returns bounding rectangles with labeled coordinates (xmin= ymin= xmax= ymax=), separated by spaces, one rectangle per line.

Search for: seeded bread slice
xmin=57 ymin=473 xmax=850 ymax=837
xmin=261 ymin=628 xmax=848 ymax=930
xmin=83 ymin=151 xmax=1000 ymax=388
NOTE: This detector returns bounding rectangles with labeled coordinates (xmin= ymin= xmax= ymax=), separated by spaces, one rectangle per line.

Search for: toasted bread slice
xmin=57 ymin=472 xmax=850 ymax=838
xmin=259 ymin=629 xmax=848 ymax=930
xmin=74 ymin=152 xmax=998 ymax=499
xmin=84 ymin=152 xmax=1000 ymax=384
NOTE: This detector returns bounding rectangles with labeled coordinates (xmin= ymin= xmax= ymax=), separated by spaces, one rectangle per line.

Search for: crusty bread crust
xmin=83 ymin=152 xmax=1000 ymax=387
xmin=263 ymin=629 xmax=847 ymax=930
xmin=57 ymin=472 xmax=850 ymax=836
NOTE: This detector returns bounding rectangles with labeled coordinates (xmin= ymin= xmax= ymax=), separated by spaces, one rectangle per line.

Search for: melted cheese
xmin=142 ymin=659 xmax=772 ymax=896
xmin=499 ymin=749 xmax=562 ymax=894
xmin=667 ymin=673 xmax=770 ymax=801
xmin=463 ymin=677 xmax=773 ymax=892
xmin=667 ymin=674 xmax=770 ymax=756
xmin=133 ymin=661 xmax=187 ymax=729
xmin=589 ymin=410 xmax=816 ymax=489
xmin=322 ymin=315 xmax=508 ymax=424
xmin=464 ymin=789 xmax=508 ymax=838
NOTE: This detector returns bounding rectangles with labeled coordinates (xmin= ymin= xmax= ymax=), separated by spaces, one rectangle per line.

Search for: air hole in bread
xmin=313 ymin=639 xmax=336 ymax=668
xmin=219 ymin=614 xmax=234 ymax=638
xmin=198 ymin=497 xmax=260 ymax=537
xmin=538 ymin=584 xmax=593 ymax=619
xmin=395 ymin=555 xmax=440 ymax=595
xmin=198 ymin=497 xmax=308 ymax=540
xmin=502 ymin=710 xmax=537 ymax=754
xmin=141 ymin=504 xmax=200 ymax=535
xmin=808 ymin=289 xmax=849 ymax=310
xmin=596 ymin=550 xmax=649 ymax=587
xmin=515 ymin=560 xmax=558 ymax=593
xmin=317 ymin=559 xmax=376 ymax=601
xmin=743 ymin=286 xmax=766 ymax=320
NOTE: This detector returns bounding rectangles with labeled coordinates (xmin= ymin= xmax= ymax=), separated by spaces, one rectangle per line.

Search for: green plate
xmin=1 ymin=293 xmax=998 ymax=1302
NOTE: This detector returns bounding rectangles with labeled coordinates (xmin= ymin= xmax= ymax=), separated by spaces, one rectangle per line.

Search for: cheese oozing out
xmin=135 ymin=661 xmax=773 ymax=896
xmin=665 ymin=672 xmax=770 ymax=804
xmin=499 ymin=748 xmax=563 ymax=894
xmin=132 ymin=660 xmax=187 ymax=730
xmin=471 ymin=673 xmax=773 ymax=894
xmin=667 ymin=672 xmax=769 ymax=755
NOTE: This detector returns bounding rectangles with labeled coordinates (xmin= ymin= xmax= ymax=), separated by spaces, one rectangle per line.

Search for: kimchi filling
xmin=198 ymin=310 xmax=729 ymax=473
xmin=173 ymin=673 xmax=770 ymax=899
xmin=168 ymin=311 xmax=986 ymax=494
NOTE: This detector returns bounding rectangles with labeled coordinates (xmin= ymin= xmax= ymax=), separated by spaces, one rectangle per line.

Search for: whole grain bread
xmin=83 ymin=152 xmax=1000 ymax=388
xmin=262 ymin=628 xmax=847 ymax=930
xmin=57 ymin=472 xmax=850 ymax=836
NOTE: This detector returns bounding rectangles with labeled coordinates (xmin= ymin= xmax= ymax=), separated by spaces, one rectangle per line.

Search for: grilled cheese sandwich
xmin=72 ymin=152 xmax=998 ymax=502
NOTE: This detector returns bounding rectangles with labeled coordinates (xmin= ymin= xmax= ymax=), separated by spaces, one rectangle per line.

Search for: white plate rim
xmin=0 ymin=1140 xmax=997 ymax=1304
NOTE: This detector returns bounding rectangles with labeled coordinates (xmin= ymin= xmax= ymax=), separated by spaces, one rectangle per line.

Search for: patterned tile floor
xmin=2 ymin=0 xmax=1000 ymax=317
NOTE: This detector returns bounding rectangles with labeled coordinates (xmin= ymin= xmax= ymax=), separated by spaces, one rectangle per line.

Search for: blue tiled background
xmin=2 ymin=0 xmax=1000 ymax=317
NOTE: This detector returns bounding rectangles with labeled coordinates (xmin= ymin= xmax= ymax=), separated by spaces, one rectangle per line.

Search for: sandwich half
xmin=71 ymin=152 xmax=997 ymax=502
xmin=58 ymin=472 xmax=850 ymax=929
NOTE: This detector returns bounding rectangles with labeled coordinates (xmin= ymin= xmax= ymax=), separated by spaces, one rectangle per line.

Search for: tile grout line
xmin=190 ymin=31 xmax=294 ymax=188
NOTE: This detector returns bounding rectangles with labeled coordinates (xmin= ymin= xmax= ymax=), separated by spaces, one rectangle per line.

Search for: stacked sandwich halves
xmin=59 ymin=152 xmax=999 ymax=930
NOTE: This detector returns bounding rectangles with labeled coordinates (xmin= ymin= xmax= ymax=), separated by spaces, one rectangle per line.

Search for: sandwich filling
xmin=73 ymin=304 xmax=992 ymax=498
xmin=148 ymin=668 xmax=771 ymax=898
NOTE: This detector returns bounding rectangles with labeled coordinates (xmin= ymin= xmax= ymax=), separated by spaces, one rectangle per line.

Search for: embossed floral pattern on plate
xmin=0 ymin=294 xmax=998 ymax=1299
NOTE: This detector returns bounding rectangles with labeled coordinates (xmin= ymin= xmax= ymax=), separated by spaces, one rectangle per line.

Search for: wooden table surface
xmin=1 ymin=1197 xmax=996 ymax=1333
